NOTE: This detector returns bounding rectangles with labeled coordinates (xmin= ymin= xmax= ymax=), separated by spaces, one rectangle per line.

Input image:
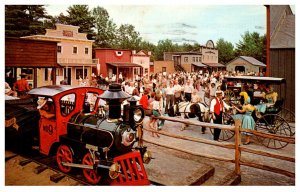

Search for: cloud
xmin=171 ymin=22 xmax=197 ymax=29
xmin=171 ymin=38 xmax=198 ymax=43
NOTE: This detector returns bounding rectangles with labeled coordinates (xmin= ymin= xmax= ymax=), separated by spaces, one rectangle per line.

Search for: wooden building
xmin=22 ymin=24 xmax=96 ymax=86
xmin=267 ymin=5 xmax=295 ymax=113
xmin=94 ymin=48 xmax=143 ymax=82
xmin=226 ymin=56 xmax=266 ymax=74
xmin=5 ymin=37 xmax=60 ymax=88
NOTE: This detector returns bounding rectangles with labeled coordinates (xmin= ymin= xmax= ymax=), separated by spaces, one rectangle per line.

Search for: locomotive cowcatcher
xmin=27 ymin=84 xmax=152 ymax=185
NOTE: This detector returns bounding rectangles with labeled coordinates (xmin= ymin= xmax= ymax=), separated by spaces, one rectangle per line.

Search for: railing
xmin=143 ymin=116 xmax=295 ymax=179
xmin=58 ymin=58 xmax=99 ymax=65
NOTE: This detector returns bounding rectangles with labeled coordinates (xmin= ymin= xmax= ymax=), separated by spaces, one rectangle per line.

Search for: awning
xmin=107 ymin=62 xmax=143 ymax=68
xmin=203 ymin=63 xmax=225 ymax=67
xmin=192 ymin=63 xmax=207 ymax=67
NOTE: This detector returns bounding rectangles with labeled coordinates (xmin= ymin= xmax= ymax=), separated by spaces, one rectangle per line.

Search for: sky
xmin=45 ymin=4 xmax=268 ymax=46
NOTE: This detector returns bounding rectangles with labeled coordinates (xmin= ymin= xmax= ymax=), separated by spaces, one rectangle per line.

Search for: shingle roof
xmin=239 ymin=56 xmax=266 ymax=67
xmin=270 ymin=15 xmax=295 ymax=48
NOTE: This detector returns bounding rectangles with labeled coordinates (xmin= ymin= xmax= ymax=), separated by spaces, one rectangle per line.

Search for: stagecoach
xmin=217 ymin=76 xmax=295 ymax=149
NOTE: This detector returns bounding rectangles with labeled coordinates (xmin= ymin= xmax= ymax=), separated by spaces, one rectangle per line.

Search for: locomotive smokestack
xmin=100 ymin=84 xmax=130 ymax=120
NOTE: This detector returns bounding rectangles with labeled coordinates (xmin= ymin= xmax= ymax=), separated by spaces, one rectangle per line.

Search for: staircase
xmin=175 ymin=64 xmax=186 ymax=72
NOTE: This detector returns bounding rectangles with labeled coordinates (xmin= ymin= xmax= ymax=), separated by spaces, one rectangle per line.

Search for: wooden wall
xmin=270 ymin=48 xmax=295 ymax=113
xmin=5 ymin=37 xmax=58 ymax=68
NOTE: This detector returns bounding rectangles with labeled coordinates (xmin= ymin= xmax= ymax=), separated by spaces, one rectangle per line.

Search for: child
xmin=150 ymin=95 xmax=161 ymax=137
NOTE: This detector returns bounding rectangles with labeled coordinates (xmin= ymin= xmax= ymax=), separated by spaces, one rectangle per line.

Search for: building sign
xmin=206 ymin=40 xmax=215 ymax=48
xmin=63 ymin=30 xmax=73 ymax=37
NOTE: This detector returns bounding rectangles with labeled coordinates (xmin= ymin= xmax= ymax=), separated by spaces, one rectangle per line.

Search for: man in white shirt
xmin=184 ymin=80 xmax=194 ymax=102
xmin=165 ymin=82 xmax=175 ymax=114
xmin=210 ymin=91 xmax=231 ymax=141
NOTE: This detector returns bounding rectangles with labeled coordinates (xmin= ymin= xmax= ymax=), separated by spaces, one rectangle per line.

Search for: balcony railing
xmin=58 ymin=58 xmax=99 ymax=65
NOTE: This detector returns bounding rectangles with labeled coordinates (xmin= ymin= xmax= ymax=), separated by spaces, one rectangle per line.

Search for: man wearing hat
xmin=37 ymin=98 xmax=55 ymax=119
xmin=13 ymin=73 xmax=30 ymax=96
xmin=210 ymin=90 xmax=231 ymax=141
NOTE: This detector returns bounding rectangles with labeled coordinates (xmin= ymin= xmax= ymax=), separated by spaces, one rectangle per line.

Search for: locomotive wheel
xmin=255 ymin=114 xmax=292 ymax=149
xmin=276 ymin=107 xmax=295 ymax=136
xmin=82 ymin=152 xmax=101 ymax=184
xmin=209 ymin=112 xmax=235 ymax=141
xmin=56 ymin=145 xmax=73 ymax=173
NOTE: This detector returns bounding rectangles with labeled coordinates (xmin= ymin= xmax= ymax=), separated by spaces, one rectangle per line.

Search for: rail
xmin=143 ymin=116 xmax=295 ymax=178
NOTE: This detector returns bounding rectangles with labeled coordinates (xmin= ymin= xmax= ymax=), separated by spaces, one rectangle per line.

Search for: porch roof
xmin=107 ymin=62 xmax=143 ymax=68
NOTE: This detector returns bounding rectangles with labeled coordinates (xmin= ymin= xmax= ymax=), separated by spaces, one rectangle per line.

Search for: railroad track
xmin=5 ymin=148 xmax=158 ymax=186
xmin=5 ymin=149 xmax=91 ymax=186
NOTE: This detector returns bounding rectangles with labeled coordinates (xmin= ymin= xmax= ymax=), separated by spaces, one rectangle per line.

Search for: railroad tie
xmin=34 ymin=165 xmax=48 ymax=174
xmin=50 ymin=173 xmax=65 ymax=183
xmin=19 ymin=159 xmax=32 ymax=166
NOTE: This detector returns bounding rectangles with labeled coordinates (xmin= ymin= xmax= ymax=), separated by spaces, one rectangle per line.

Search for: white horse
xmin=168 ymin=101 xmax=210 ymax=130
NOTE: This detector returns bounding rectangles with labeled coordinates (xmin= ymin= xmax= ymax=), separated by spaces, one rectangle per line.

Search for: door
xmin=64 ymin=68 xmax=72 ymax=85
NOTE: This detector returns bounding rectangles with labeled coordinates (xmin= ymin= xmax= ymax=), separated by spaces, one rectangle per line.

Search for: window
xmin=184 ymin=57 xmax=188 ymax=62
xmin=196 ymin=57 xmax=198 ymax=62
xmin=85 ymin=47 xmax=89 ymax=55
xmin=193 ymin=57 xmax=195 ymax=62
xmin=73 ymin=46 xmax=78 ymax=54
xmin=60 ymin=93 xmax=76 ymax=116
xmin=44 ymin=68 xmax=48 ymax=81
xmin=162 ymin=67 xmax=166 ymax=72
xmin=76 ymin=68 xmax=88 ymax=79
xmin=57 ymin=45 xmax=62 ymax=53
xmin=145 ymin=68 xmax=148 ymax=74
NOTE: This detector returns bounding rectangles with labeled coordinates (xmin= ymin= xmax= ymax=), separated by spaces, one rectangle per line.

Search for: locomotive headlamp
xmin=109 ymin=162 xmax=121 ymax=179
xmin=127 ymin=97 xmax=145 ymax=128
xmin=143 ymin=151 xmax=152 ymax=164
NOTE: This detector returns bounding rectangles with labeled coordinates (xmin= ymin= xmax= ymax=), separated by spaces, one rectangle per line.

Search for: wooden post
xmin=234 ymin=120 xmax=241 ymax=176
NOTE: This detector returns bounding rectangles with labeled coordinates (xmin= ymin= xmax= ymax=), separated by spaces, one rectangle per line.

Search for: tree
xmin=113 ymin=24 xmax=142 ymax=50
xmin=55 ymin=5 xmax=95 ymax=40
xmin=92 ymin=6 xmax=117 ymax=48
xmin=154 ymin=39 xmax=177 ymax=61
xmin=5 ymin=5 xmax=51 ymax=37
xmin=235 ymin=31 xmax=266 ymax=63
xmin=216 ymin=38 xmax=235 ymax=64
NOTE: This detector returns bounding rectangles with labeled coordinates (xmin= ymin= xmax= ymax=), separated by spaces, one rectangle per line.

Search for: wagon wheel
xmin=82 ymin=152 xmax=101 ymax=184
xmin=224 ymin=90 xmax=235 ymax=103
xmin=255 ymin=114 xmax=292 ymax=149
xmin=209 ymin=112 xmax=235 ymax=141
xmin=276 ymin=107 xmax=295 ymax=136
xmin=56 ymin=145 xmax=73 ymax=173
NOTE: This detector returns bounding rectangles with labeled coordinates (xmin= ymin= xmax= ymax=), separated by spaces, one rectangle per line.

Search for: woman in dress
xmin=233 ymin=97 xmax=256 ymax=145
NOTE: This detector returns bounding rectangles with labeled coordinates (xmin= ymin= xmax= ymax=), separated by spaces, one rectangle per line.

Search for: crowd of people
xmin=5 ymin=69 xmax=278 ymax=144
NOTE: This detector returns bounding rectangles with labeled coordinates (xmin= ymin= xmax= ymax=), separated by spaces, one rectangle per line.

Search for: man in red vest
xmin=210 ymin=91 xmax=231 ymax=141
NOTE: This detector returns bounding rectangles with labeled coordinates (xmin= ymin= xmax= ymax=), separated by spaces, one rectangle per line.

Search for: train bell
xmin=100 ymin=84 xmax=130 ymax=120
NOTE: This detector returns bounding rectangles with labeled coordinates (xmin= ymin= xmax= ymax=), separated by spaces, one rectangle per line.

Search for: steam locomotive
xmin=5 ymin=84 xmax=151 ymax=185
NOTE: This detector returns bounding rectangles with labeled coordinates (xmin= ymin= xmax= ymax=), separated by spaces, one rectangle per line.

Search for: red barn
xmin=94 ymin=48 xmax=143 ymax=82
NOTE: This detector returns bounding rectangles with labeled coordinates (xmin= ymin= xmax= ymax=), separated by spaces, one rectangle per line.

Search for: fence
xmin=143 ymin=116 xmax=295 ymax=178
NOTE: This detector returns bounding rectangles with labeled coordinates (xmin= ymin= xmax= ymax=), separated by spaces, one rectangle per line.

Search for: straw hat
xmin=37 ymin=98 xmax=47 ymax=109
xmin=215 ymin=90 xmax=223 ymax=96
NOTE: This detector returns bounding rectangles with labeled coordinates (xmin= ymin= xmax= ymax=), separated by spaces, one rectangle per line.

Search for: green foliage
xmin=5 ymin=5 xmax=51 ymax=37
xmin=113 ymin=24 xmax=142 ymax=50
xmin=216 ymin=38 xmax=235 ymax=64
xmin=92 ymin=6 xmax=117 ymax=48
xmin=235 ymin=31 xmax=266 ymax=63
xmin=55 ymin=5 xmax=95 ymax=40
